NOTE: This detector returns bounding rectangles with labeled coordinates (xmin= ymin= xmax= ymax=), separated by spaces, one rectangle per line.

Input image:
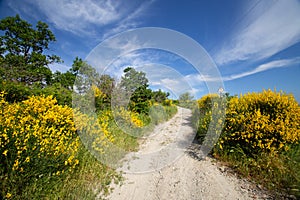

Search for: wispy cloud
xmin=188 ymin=57 xmax=300 ymax=82
xmin=102 ymin=0 xmax=155 ymax=40
xmin=139 ymin=64 xmax=196 ymax=97
xmin=99 ymin=54 xmax=198 ymax=97
xmin=8 ymin=0 xmax=153 ymax=37
xmin=215 ymin=0 xmax=300 ymax=65
xmin=223 ymin=57 xmax=300 ymax=81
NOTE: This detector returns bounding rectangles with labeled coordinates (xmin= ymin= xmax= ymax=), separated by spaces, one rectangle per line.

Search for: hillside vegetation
xmin=195 ymin=89 xmax=300 ymax=198
xmin=0 ymin=15 xmax=177 ymax=199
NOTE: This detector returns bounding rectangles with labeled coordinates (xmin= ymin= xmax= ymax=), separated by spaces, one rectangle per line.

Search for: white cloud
xmin=215 ymin=0 xmax=300 ymax=65
xmin=139 ymin=64 xmax=194 ymax=95
xmin=102 ymin=0 xmax=155 ymax=40
xmin=223 ymin=57 xmax=300 ymax=81
xmin=106 ymin=62 xmax=199 ymax=97
xmin=9 ymin=0 xmax=153 ymax=37
xmin=188 ymin=57 xmax=300 ymax=82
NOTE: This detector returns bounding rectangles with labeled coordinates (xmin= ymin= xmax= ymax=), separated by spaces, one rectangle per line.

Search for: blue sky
xmin=1 ymin=0 xmax=300 ymax=101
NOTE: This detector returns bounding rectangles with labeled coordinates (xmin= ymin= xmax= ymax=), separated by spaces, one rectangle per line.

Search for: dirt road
xmin=106 ymin=107 xmax=270 ymax=200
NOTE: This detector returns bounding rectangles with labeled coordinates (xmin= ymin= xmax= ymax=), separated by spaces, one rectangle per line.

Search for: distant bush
xmin=149 ymin=103 xmax=177 ymax=125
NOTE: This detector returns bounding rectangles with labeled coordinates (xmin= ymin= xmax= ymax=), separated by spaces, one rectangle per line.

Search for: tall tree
xmin=120 ymin=67 xmax=149 ymax=93
xmin=178 ymin=92 xmax=195 ymax=108
xmin=119 ymin=67 xmax=152 ymax=113
xmin=71 ymin=57 xmax=101 ymax=94
xmin=0 ymin=15 xmax=61 ymax=85
xmin=179 ymin=92 xmax=194 ymax=101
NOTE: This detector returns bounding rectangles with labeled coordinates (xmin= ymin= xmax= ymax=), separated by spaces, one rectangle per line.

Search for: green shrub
xmin=195 ymin=93 xmax=226 ymax=145
xmin=218 ymin=89 xmax=300 ymax=156
xmin=196 ymin=89 xmax=300 ymax=198
xmin=0 ymin=94 xmax=79 ymax=199
xmin=149 ymin=104 xmax=177 ymax=125
xmin=0 ymin=81 xmax=32 ymax=103
xmin=0 ymin=80 xmax=72 ymax=106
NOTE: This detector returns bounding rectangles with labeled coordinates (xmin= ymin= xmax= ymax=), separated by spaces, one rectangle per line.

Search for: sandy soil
xmin=105 ymin=107 xmax=272 ymax=200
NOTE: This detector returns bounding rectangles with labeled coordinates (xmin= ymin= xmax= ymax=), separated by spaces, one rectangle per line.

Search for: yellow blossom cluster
xmin=130 ymin=112 xmax=144 ymax=127
xmin=113 ymin=107 xmax=144 ymax=128
xmin=196 ymin=93 xmax=226 ymax=145
xmin=219 ymin=89 xmax=300 ymax=154
xmin=197 ymin=93 xmax=220 ymax=110
xmin=74 ymin=106 xmax=144 ymax=155
xmin=163 ymin=99 xmax=174 ymax=106
xmin=91 ymin=84 xmax=106 ymax=99
xmin=72 ymin=110 xmax=109 ymax=154
xmin=0 ymin=93 xmax=80 ymax=176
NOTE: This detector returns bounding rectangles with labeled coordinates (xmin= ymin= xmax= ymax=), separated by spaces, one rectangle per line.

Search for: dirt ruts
xmin=106 ymin=107 xmax=272 ymax=200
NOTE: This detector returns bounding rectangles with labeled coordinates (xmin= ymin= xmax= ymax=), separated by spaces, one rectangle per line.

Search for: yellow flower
xmin=6 ymin=192 xmax=12 ymax=199
xmin=2 ymin=150 xmax=8 ymax=156
xmin=12 ymin=160 xmax=19 ymax=170
xmin=25 ymin=156 xmax=30 ymax=163
xmin=1 ymin=94 xmax=81 ymax=175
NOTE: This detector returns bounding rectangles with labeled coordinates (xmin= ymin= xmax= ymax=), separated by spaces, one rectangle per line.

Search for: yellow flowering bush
xmin=195 ymin=94 xmax=226 ymax=145
xmin=91 ymin=85 xmax=106 ymax=99
xmin=0 ymin=93 xmax=80 ymax=197
xmin=95 ymin=110 xmax=115 ymax=153
xmin=218 ymin=89 xmax=300 ymax=155
xmin=162 ymin=99 xmax=173 ymax=106
xmin=112 ymin=107 xmax=145 ymax=128
xmin=197 ymin=93 xmax=220 ymax=110
xmin=91 ymin=84 xmax=110 ymax=111
xmin=74 ymin=106 xmax=144 ymax=158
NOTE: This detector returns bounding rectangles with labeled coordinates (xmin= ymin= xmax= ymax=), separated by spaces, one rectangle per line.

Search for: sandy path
xmin=106 ymin=107 xmax=269 ymax=200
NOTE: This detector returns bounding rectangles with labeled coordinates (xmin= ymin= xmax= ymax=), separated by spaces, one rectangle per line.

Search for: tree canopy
xmin=120 ymin=67 xmax=149 ymax=93
xmin=179 ymin=92 xmax=194 ymax=102
xmin=0 ymin=15 xmax=173 ymax=111
xmin=0 ymin=15 xmax=61 ymax=85
xmin=119 ymin=67 xmax=169 ymax=114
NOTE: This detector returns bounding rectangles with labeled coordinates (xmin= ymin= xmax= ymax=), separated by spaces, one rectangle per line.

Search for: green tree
xmin=119 ymin=67 xmax=151 ymax=114
xmin=71 ymin=57 xmax=101 ymax=94
xmin=98 ymin=74 xmax=115 ymax=96
xmin=0 ymin=15 xmax=61 ymax=85
xmin=69 ymin=57 xmax=117 ymax=111
xmin=52 ymin=71 xmax=76 ymax=90
xmin=179 ymin=92 xmax=194 ymax=101
xmin=120 ymin=67 xmax=149 ymax=93
xmin=50 ymin=57 xmax=116 ymax=110
xmin=152 ymin=89 xmax=170 ymax=103
xmin=97 ymin=74 xmax=115 ymax=109
xmin=179 ymin=92 xmax=195 ymax=109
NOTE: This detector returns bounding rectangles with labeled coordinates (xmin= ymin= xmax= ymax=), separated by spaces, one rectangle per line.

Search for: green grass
xmin=213 ymin=143 xmax=300 ymax=199
xmin=1 ymin=104 xmax=178 ymax=199
xmin=1 ymin=144 xmax=122 ymax=200
xmin=149 ymin=104 xmax=178 ymax=125
xmin=52 ymin=145 xmax=122 ymax=200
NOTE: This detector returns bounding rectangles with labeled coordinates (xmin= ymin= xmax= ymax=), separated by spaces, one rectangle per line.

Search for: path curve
xmin=106 ymin=107 xmax=270 ymax=200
